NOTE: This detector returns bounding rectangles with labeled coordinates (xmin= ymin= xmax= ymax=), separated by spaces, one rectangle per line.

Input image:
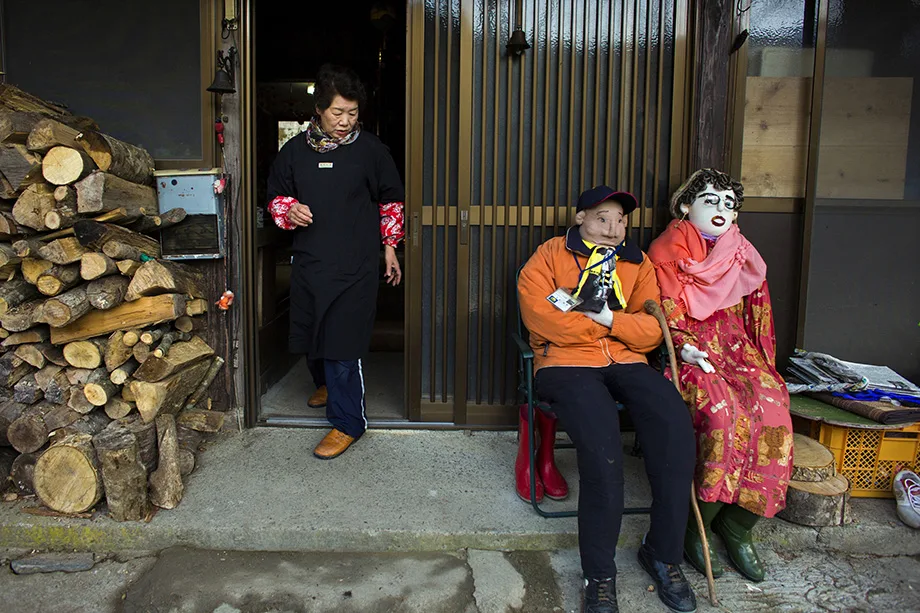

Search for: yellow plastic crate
xmin=807 ymin=421 xmax=920 ymax=498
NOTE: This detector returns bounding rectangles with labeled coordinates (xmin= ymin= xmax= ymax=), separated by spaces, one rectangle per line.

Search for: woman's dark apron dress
xmin=267 ymin=131 xmax=404 ymax=437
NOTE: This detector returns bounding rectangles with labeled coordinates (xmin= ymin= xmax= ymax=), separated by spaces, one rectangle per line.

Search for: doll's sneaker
xmin=893 ymin=469 xmax=920 ymax=529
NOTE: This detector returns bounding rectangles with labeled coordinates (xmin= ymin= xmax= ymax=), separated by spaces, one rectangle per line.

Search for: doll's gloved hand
xmin=585 ymin=303 xmax=613 ymax=328
xmin=681 ymin=343 xmax=715 ymax=373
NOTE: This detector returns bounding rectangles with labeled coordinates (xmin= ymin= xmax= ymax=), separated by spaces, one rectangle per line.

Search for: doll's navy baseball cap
xmin=576 ymin=186 xmax=638 ymax=214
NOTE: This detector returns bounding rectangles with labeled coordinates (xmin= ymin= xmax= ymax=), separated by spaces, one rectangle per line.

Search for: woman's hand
xmin=287 ymin=202 xmax=314 ymax=227
xmin=384 ymin=245 xmax=402 ymax=286
xmin=681 ymin=343 xmax=715 ymax=373
xmin=584 ymin=303 xmax=613 ymax=328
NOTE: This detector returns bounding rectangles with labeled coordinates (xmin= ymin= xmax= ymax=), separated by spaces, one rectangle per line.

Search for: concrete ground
xmin=1 ymin=544 xmax=919 ymax=613
xmin=1 ymin=428 xmax=919 ymax=612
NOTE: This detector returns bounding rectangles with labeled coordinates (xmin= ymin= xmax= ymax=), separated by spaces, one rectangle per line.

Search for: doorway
xmin=251 ymin=0 xmax=408 ymax=425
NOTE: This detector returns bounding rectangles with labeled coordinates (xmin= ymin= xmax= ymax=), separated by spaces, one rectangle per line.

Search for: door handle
xmin=412 ymin=212 xmax=419 ymax=247
xmin=459 ymin=209 xmax=469 ymax=245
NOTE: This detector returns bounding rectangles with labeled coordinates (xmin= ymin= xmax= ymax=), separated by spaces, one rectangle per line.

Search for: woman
xmin=267 ymin=64 xmax=405 ymax=460
xmin=647 ymin=169 xmax=793 ymax=582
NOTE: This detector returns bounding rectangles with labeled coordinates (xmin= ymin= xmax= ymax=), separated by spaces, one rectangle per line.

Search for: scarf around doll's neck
xmin=305 ymin=115 xmax=361 ymax=153
xmin=647 ymin=219 xmax=767 ymax=321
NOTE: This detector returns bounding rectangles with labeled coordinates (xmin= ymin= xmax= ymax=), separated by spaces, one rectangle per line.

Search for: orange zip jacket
xmin=518 ymin=227 xmax=664 ymax=371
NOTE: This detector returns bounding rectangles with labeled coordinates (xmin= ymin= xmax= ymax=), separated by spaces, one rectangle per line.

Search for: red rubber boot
xmin=536 ymin=409 xmax=569 ymax=500
xmin=515 ymin=405 xmax=544 ymax=503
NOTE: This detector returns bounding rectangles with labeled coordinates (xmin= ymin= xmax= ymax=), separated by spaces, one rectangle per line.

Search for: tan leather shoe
xmin=313 ymin=428 xmax=356 ymax=460
xmin=308 ymin=385 xmax=328 ymax=408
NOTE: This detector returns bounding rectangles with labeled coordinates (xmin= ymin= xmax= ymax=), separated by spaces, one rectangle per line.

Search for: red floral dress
xmin=658 ymin=241 xmax=793 ymax=518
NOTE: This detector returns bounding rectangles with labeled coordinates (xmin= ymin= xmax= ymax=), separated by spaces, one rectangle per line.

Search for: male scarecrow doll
xmin=647 ymin=169 xmax=794 ymax=582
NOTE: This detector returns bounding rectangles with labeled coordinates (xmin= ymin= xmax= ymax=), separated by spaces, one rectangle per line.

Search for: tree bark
xmin=116 ymin=259 xmax=141 ymax=277
xmin=131 ymin=359 xmax=210 ymax=423
xmin=8 ymin=402 xmax=55 ymax=453
xmin=121 ymin=328 xmax=142 ymax=347
xmin=83 ymin=366 xmax=119 ymax=407
xmin=75 ymin=171 xmax=156 ymax=215
xmin=149 ymin=414 xmax=183 ymax=509
xmin=14 ymin=342 xmax=54 ymax=369
xmin=92 ymin=422 xmax=149 ymax=521
xmin=66 ymin=385 xmax=95 ymax=414
xmin=132 ymin=342 xmax=151 ymax=364
xmin=41 ymin=146 xmax=96 ymax=186
xmin=76 ymin=132 xmax=154 ymax=186
xmin=0 ymin=352 xmax=32 ymax=386
xmin=87 ymin=275 xmax=130 ymax=310
xmin=80 ymin=252 xmax=117 ymax=281
xmin=157 ymin=207 xmax=187 ymax=231
xmin=37 ymin=236 xmax=87 ymax=264
xmin=185 ymin=298 xmax=208 ymax=317
xmin=14 ymin=239 xmax=47 ymax=259
xmin=26 ymin=118 xmax=82 ymax=154
xmin=34 ymin=432 xmax=103 ymax=513
xmin=125 ymin=214 xmax=161 ymax=235
xmin=12 ymin=183 xmax=55 ymax=231
xmin=176 ymin=408 xmax=224 ymax=433
xmin=0 ymin=276 xmax=41 ymax=314
xmin=36 ymin=263 xmax=80 ymax=296
xmin=37 ymin=365 xmax=68 ymax=404
xmin=117 ymin=413 xmax=157 ymax=473
xmin=139 ymin=325 xmax=169 ymax=346
xmin=0 ymin=242 xmax=21 ymax=268
xmin=0 ymin=110 xmax=41 ymax=144
xmin=176 ymin=425 xmax=203 ymax=476
xmin=153 ymin=331 xmax=191 ymax=358
xmin=791 ymin=433 xmax=837 ymax=483
xmin=13 ymin=372 xmax=43 ymax=404
xmin=134 ymin=336 xmax=214 ymax=383
xmin=0 ymin=400 xmax=28 ymax=445
xmin=0 ymin=298 xmax=44 ymax=332
xmin=43 ymin=285 xmax=91 ymax=328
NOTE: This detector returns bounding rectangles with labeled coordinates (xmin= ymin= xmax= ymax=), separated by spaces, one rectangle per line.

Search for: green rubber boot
xmin=712 ymin=504 xmax=766 ymax=582
xmin=683 ymin=500 xmax=724 ymax=578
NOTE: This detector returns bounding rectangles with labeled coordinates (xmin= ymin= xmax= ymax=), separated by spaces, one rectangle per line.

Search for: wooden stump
xmin=26 ymin=118 xmax=82 ymax=153
xmin=8 ymin=402 xmax=57 ymax=453
xmin=10 ymin=451 xmax=39 ymax=494
xmin=76 ymin=132 xmax=155 ymax=186
xmin=104 ymin=397 xmax=134 ymax=420
xmin=0 ymin=277 xmax=41 ymax=315
xmin=149 ymin=414 xmax=183 ymax=509
xmin=43 ymin=286 xmax=91 ymax=328
xmin=778 ymin=474 xmax=851 ymax=527
xmin=80 ymin=252 xmax=117 ymax=281
xmin=93 ymin=422 xmax=149 ymax=521
xmin=0 ymin=400 xmax=28 ymax=445
xmin=63 ymin=338 xmax=106 ymax=369
xmin=791 ymin=433 xmax=836 ymax=482
xmin=176 ymin=425 xmax=203 ymax=477
xmin=118 ymin=414 xmax=157 ymax=473
xmin=1 ymin=298 xmax=44 ymax=332
xmin=13 ymin=184 xmax=56 ymax=231
xmin=83 ymin=366 xmax=119 ymax=407
xmin=133 ymin=336 xmax=214 ymax=382
xmin=36 ymin=263 xmax=80 ymax=296
xmin=131 ymin=359 xmax=210 ymax=423
xmin=87 ymin=275 xmax=130 ymax=310
xmin=37 ymin=237 xmax=87 ymax=265
xmin=126 ymin=260 xmax=205 ymax=301
xmin=34 ymin=432 xmax=103 ymax=513
xmin=41 ymin=146 xmax=95 ymax=185
xmin=75 ymin=171 xmax=156 ymax=215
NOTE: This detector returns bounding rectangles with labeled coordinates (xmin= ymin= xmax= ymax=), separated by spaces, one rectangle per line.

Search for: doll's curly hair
xmin=669 ymin=169 xmax=744 ymax=218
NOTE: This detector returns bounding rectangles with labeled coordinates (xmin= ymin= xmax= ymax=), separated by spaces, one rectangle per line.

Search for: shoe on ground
xmin=683 ymin=523 xmax=724 ymax=578
xmin=313 ymin=428 xmax=355 ymax=459
xmin=893 ymin=469 xmax=920 ymax=529
xmin=583 ymin=577 xmax=619 ymax=613
xmin=308 ymin=386 xmax=328 ymax=408
xmin=637 ymin=543 xmax=697 ymax=613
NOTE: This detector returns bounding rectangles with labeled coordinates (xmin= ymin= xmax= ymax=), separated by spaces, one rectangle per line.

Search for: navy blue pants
xmin=536 ymin=363 xmax=695 ymax=579
xmin=307 ymin=358 xmax=367 ymax=438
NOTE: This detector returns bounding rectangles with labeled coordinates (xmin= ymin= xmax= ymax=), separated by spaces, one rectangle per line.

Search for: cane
xmin=644 ymin=299 xmax=719 ymax=606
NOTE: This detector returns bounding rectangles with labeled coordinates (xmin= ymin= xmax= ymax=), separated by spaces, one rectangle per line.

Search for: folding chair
xmin=512 ymin=264 xmax=665 ymax=518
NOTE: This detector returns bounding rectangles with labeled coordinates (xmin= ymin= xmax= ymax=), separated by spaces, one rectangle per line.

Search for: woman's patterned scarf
xmin=304 ymin=115 xmax=361 ymax=152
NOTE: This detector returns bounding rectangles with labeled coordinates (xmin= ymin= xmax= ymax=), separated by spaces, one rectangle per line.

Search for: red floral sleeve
xmin=268 ymin=196 xmax=298 ymax=231
xmin=379 ymin=201 xmax=405 ymax=247
xmin=743 ymin=280 xmax=778 ymax=369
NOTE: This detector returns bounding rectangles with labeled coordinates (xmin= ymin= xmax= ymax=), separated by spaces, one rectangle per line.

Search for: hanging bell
xmin=506 ymin=30 xmax=530 ymax=56
xmin=207 ymin=68 xmax=235 ymax=94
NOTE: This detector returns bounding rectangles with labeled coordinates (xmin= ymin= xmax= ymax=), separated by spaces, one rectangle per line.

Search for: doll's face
xmin=680 ymin=183 xmax=739 ymax=237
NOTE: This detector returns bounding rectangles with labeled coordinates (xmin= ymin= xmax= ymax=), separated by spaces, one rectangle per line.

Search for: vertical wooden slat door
xmin=406 ymin=0 xmax=688 ymax=426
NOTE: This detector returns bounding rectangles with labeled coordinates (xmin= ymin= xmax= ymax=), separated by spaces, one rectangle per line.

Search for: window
xmin=0 ymin=0 xmax=215 ymax=168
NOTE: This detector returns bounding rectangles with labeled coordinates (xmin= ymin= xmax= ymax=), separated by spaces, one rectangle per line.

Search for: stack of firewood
xmin=0 ymin=84 xmax=225 ymax=521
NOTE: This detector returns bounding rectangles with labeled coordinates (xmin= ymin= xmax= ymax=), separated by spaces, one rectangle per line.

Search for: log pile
xmin=0 ymin=85 xmax=222 ymax=520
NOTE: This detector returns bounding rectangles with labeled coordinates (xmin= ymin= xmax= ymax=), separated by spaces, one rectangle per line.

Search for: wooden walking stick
xmin=644 ymin=299 xmax=719 ymax=606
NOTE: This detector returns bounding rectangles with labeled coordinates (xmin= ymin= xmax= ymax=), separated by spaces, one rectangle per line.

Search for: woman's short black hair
xmin=313 ymin=64 xmax=367 ymax=111
xmin=669 ymin=168 xmax=745 ymax=218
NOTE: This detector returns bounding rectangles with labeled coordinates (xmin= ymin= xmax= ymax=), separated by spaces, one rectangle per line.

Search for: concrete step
xmin=0 ymin=429 xmax=918 ymax=557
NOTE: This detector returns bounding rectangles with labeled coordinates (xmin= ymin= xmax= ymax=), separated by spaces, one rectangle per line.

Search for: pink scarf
xmin=647 ymin=220 xmax=767 ymax=321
